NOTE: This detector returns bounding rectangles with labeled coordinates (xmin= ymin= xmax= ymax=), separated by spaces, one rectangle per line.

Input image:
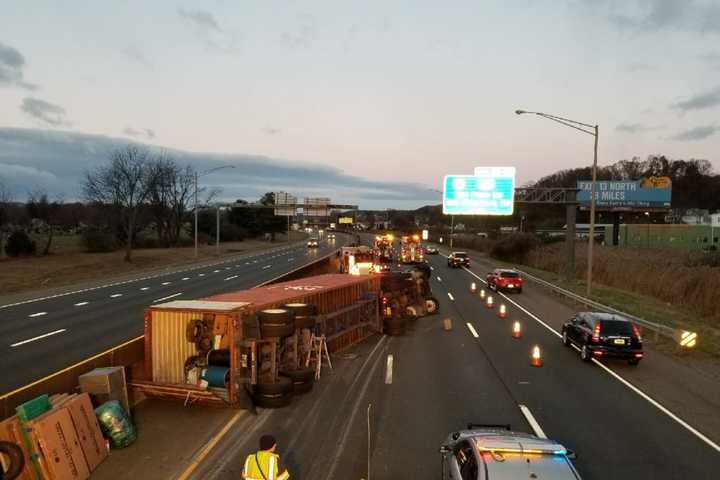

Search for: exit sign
xmin=443 ymin=167 xmax=515 ymax=216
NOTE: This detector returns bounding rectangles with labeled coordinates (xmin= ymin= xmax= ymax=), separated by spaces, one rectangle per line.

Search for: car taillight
xmin=632 ymin=324 xmax=642 ymax=342
xmin=592 ymin=323 xmax=601 ymax=342
xmin=382 ymin=297 xmax=388 ymax=304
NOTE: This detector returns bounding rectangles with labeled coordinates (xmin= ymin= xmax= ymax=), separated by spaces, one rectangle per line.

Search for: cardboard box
xmin=28 ymin=408 xmax=90 ymax=480
xmin=54 ymin=394 xmax=108 ymax=472
xmin=78 ymin=367 xmax=130 ymax=418
xmin=0 ymin=416 xmax=36 ymax=480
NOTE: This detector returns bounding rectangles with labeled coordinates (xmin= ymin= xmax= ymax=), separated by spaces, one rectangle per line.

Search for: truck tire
xmin=259 ymin=309 xmax=295 ymax=338
xmin=292 ymin=380 xmax=314 ymax=394
xmin=280 ymin=368 xmax=315 ymax=383
xmin=0 ymin=441 xmax=24 ymax=480
xmin=254 ymin=376 xmax=293 ymax=395
xmin=425 ymin=297 xmax=440 ymax=315
xmin=253 ymin=392 xmax=293 ymax=408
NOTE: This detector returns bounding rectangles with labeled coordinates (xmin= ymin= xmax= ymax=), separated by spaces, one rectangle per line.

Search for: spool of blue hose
xmin=201 ymin=366 xmax=229 ymax=388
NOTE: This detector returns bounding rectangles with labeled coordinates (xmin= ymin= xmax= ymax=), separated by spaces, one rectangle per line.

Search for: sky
xmin=1 ymin=0 xmax=719 ymax=208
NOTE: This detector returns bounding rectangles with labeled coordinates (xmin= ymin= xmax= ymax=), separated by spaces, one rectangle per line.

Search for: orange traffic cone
xmin=512 ymin=321 xmax=522 ymax=338
xmin=485 ymin=295 xmax=494 ymax=309
xmin=479 ymin=289 xmax=486 ymax=300
xmin=498 ymin=304 xmax=508 ymax=319
xmin=531 ymin=345 xmax=543 ymax=367
xmin=470 ymin=282 xmax=477 ymax=293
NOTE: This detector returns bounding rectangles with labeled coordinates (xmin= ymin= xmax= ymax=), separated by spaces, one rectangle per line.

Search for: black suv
xmin=561 ymin=312 xmax=643 ymax=365
xmin=447 ymin=252 xmax=470 ymax=268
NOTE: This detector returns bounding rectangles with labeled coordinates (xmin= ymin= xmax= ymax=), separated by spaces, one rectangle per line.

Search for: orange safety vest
xmin=242 ymin=450 xmax=290 ymax=480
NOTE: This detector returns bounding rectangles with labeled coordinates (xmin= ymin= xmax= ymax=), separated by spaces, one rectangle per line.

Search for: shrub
xmin=82 ymin=230 xmax=116 ymax=253
xmin=5 ymin=230 xmax=36 ymax=257
xmin=491 ymin=233 xmax=539 ymax=263
xmin=220 ymin=223 xmax=246 ymax=242
xmin=134 ymin=235 xmax=161 ymax=249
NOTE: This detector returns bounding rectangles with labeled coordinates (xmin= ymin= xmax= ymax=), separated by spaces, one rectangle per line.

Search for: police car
xmin=440 ymin=425 xmax=581 ymax=479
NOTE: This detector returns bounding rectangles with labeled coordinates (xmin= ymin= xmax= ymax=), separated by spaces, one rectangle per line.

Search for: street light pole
xmin=193 ymin=165 xmax=236 ymax=258
xmin=516 ymin=109 xmax=598 ymax=296
xmin=450 ymin=215 xmax=455 ymax=250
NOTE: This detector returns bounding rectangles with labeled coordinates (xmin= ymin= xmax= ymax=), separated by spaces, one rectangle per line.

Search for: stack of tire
xmin=0 ymin=441 xmax=24 ymax=480
xmin=251 ymin=305 xmax=317 ymax=408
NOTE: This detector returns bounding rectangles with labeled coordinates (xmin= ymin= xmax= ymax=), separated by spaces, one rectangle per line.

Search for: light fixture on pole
xmin=194 ymin=165 xmax=236 ymax=258
xmin=515 ymin=109 xmax=599 ymax=296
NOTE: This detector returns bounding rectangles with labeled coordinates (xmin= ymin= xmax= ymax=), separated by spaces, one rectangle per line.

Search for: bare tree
xmin=148 ymin=156 xmax=196 ymax=246
xmin=83 ymin=145 xmax=157 ymax=262
xmin=27 ymin=190 xmax=61 ymax=255
xmin=0 ymin=178 xmax=11 ymax=258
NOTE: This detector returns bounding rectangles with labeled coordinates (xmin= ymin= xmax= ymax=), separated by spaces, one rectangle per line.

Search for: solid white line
xmin=436 ymin=276 xmax=442 ymax=282
xmin=224 ymin=275 xmax=238 ymax=281
xmin=263 ymin=265 xmax=272 ymax=269
xmin=466 ymin=322 xmax=479 ymax=338
xmin=140 ymin=287 xmax=150 ymax=291
xmin=385 ymin=354 xmax=394 ymax=384
xmin=519 ymin=404 xmax=547 ymax=439
xmin=447 ymin=292 xmax=455 ymax=301
xmin=74 ymin=302 xmax=89 ymax=307
xmin=28 ymin=312 xmax=47 ymax=318
xmin=110 ymin=293 xmax=123 ymax=298
xmin=161 ymin=281 xmax=171 ymax=286
xmin=11 ymin=329 xmax=66 ymax=347
xmin=153 ymin=292 xmax=182 ymax=303
xmin=461 ymin=265 xmax=720 ymax=454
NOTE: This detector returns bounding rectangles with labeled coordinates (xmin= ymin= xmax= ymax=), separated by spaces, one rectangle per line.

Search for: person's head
xmin=259 ymin=434 xmax=277 ymax=452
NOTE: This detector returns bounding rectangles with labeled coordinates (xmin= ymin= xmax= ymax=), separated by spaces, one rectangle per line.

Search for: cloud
xmin=122 ymin=46 xmax=153 ymax=68
xmin=0 ymin=41 xmax=37 ymax=90
xmin=20 ymin=98 xmax=70 ymax=126
xmin=669 ymin=125 xmax=719 ymax=141
xmin=615 ymin=123 xmax=663 ymax=133
xmin=625 ymin=62 xmax=656 ymax=72
xmin=670 ymin=86 xmax=720 ymax=111
xmin=282 ymin=14 xmax=316 ymax=48
xmin=593 ymin=0 xmax=720 ymax=35
xmin=261 ymin=127 xmax=281 ymax=136
xmin=700 ymin=52 xmax=720 ymax=69
xmin=178 ymin=8 xmax=220 ymax=31
xmin=123 ymin=127 xmax=156 ymax=140
xmin=0 ymin=128 xmax=437 ymax=209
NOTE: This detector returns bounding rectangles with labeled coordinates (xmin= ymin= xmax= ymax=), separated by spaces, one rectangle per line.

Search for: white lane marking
xmin=461 ymin=265 xmax=720 ymax=454
xmin=11 ymin=329 xmax=67 ymax=347
xmin=519 ymin=404 xmax=547 ymax=439
xmin=199 ymin=273 xmax=206 ymax=277
xmin=225 ymin=275 xmax=238 ymax=281
xmin=430 ymin=266 xmax=434 ymax=270
xmin=74 ymin=302 xmax=89 ymax=307
xmin=466 ymin=322 xmax=479 ymax=338
xmin=161 ymin=281 xmax=171 ymax=286
xmin=288 ymin=258 xmax=294 ymax=262
xmin=436 ymin=276 xmax=442 ymax=282
xmin=28 ymin=312 xmax=47 ymax=318
xmin=140 ymin=287 xmax=150 ymax=291
xmin=245 ymin=262 xmax=251 ymax=265
xmin=181 ymin=277 xmax=190 ymax=281
xmin=110 ymin=293 xmax=123 ymax=298
xmin=213 ymin=269 xmax=220 ymax=273
xmin=262 ymin=265 xmax=272 ymax=269
xmin=447 ymin=292 xmax=455 ymax=301
xmin=385 ymin=354 xmax=394 ymax=384
xmin=0 ymin=243 xmax=306 ymax=310
xmin=253 ymin=260 xmax=259 ymax=264
xmin=225 ymin=266 xmax=231 ymax=270
xmin=153 ymin=292 xmax=183 ymax=303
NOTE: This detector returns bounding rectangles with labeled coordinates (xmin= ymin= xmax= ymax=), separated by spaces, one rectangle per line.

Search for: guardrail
xmin=514 ymin=268 xmax=697 ymax=347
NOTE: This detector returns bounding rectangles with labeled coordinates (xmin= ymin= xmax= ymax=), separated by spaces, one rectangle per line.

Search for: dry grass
xmin=0 ymin=233 xmax=305 ymax=296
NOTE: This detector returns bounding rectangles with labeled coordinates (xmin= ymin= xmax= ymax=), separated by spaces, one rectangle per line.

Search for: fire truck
xmin=399 ymin=235 xmax=424 ymax=264
xmin=373 ymin=234 xmax=395 ymax=266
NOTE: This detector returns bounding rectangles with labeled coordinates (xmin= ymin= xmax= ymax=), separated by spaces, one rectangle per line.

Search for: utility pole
xmin=450 ymin=215 xmax=455 ymax=250
xmin=586 ymin=125 xmax=599 ymax=296
xmin=216 ymin=206 xmax=220 ymax=255
xmin=194 ymin=171 xmax=198 ymax=258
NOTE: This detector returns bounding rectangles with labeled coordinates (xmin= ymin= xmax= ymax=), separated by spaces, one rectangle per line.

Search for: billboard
xmin=304 ymin=197 xmax=330 ymax=217
xmin=443 ymin=167 xmax=515 ymax=216
xmin=577 ymin=177 xmax=672 ymax=211
xmin=338 ymin=217 xmax=353 ymax=224
xmin=274 ymin=192 xmax=296 ymax=216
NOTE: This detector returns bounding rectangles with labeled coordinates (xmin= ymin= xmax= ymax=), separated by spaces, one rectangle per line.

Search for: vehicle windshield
xmin=500 ymin=272 xmax=520 ymax=278
xmin=453 ymin=253 xmax=468 ymax=258
xmin=600 ymin=320 xmax=634 ymax=336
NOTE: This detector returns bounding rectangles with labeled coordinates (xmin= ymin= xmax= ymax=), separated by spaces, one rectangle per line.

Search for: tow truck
xmin=399 ymin=234 xmax=424 ymax=264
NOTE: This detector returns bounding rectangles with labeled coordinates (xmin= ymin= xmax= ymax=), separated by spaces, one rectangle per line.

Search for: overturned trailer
xmin=133 ymin=274 xmax=381 ymax=408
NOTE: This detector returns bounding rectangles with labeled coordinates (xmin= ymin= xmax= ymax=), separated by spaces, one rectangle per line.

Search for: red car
xmin=486 ymin=269 xmax=523 ymax=293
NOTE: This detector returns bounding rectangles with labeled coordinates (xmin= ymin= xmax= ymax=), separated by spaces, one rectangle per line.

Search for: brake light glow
xmin=593 ymin=350 xmax=603 ymax=356
xmin=592 ymin=323 xmax=601 ymax=342
xmin=635 ymin=353 xmax=643 ymax=358
xmin=632 ymin=324 xmax=642 ymax=342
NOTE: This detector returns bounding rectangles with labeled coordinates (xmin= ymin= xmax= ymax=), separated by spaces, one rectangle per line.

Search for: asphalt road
xmin=193 ymin=249 xmax=720 ymax=480
xmin=0 ymin=236 xmax=347 ymax=395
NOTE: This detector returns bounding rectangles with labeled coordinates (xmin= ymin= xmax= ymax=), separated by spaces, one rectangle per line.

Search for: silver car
xmin=441 ymin=426 xmax=581 ymax=479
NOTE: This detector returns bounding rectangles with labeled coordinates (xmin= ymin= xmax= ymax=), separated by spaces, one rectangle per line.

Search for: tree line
xmin=0 ymin=145 xmax=287 ymax=262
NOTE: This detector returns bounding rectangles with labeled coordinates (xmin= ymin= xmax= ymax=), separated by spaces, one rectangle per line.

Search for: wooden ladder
xmin=305 ymin=334 xmax=332 ymax=380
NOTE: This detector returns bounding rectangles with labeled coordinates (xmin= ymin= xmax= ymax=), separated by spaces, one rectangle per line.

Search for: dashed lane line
xmin=466 ymin=322 xmax=479 ymax=338
xmin=28 ymin=312 xmax=47 ymax=318
xmin=153 ymin=292 xmax=183 ymax=303
xmin=74 ymin=302 xmax=89 ymax=307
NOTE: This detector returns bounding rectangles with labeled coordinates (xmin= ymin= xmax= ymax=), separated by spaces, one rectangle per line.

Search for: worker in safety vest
xmin=242 ymin=434 xmax=290 ymax=480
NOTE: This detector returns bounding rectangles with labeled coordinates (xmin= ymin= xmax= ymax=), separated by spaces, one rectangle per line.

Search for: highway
xmin=192 ymin=247 xmax=720 ymax=480
xmin=0 ymin=237 xmax=346 ymax=395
